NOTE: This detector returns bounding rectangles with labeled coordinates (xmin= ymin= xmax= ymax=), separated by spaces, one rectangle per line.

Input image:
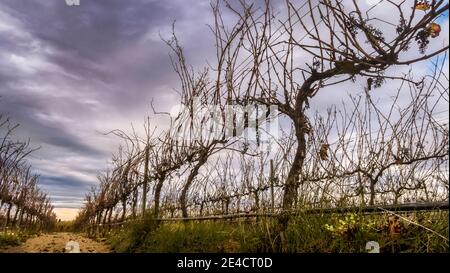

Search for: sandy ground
xmin=0 ymin=232 xmax=111 ymax=253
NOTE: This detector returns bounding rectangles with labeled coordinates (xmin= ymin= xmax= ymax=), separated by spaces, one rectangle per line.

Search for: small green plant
xmin=324 ymin=213 xmax=375 ymax=239
xmin=0 ymin=230 xmax=28 ymax=248
xmin=321 ymin=213 xmax=379 ymax=252
xmin=108 ymin=212 xmax=160 ymax=252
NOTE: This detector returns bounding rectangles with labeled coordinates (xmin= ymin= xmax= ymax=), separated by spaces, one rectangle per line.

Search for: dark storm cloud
xmin=0 ymin=88 xmax=103 ymax=157
xmin=2 ymin=0 xmax=172 ymax=58
xmin=39 ymin=175 xmax=89 ymax=190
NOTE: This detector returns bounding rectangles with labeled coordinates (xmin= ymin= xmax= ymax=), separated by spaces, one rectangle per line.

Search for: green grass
xmin=0 ymin=230 xmax=29 ymax=248
xmin=107 ymin=211 xmax=449 ymax=253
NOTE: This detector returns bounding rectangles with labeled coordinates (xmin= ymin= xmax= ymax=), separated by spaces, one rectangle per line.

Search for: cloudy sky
xmin=0 ymin=0 xmax=221 ymax=219
xmin=0 ymin=0 xmax=448 ymax=220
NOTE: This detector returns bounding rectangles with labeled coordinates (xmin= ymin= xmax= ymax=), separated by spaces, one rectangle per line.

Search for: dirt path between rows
xmin=0 ymin=232 xmax=111 ymax=253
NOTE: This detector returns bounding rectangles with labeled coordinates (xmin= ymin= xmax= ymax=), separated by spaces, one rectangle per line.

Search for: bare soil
xmin=0 ymin=232 xmax=111 ymax=253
